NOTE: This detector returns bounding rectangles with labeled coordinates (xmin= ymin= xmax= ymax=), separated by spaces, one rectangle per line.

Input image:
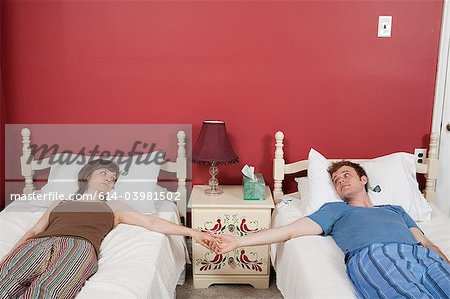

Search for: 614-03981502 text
xmin=10 ymin=191 xmax=181 ymax=202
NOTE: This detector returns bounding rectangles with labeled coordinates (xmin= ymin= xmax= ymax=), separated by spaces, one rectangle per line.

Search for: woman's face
xmin=87 ymin=168 xmax=117 ymax=193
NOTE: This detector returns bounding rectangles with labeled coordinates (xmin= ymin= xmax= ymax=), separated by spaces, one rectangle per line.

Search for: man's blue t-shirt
xmin=307 ymin=202 xmax=419 ymax=259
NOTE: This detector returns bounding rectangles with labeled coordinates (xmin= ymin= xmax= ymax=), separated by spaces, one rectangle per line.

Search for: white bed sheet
xmin=271 ymin=194 xmax=450 ymax=299
xmin=0 ymin=200 xmax=189 ymax=299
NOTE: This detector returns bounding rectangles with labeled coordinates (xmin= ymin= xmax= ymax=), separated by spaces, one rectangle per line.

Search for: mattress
xmin=270 ymin=194 xmax=450 ymax=299
xmin=0 ymin=199 xmax=189 ymax=299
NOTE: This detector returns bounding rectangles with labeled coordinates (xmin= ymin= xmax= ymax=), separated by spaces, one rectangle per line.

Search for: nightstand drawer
xmin=189 ymin=185 xmax=274 ymax=288
xmin=193 ymin=242 xmax=269 ymax=275
xmin=193 ymin=209 xmax=271 ymax=236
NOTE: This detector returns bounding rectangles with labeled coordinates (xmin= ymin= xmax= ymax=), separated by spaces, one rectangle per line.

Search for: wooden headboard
xmin=272 ymin=131 xmax=439 ymax=203
xmin=19 ymin=127 xmax=188 ymax=223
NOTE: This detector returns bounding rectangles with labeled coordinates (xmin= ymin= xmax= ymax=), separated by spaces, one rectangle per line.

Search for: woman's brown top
xmin=33 ymin=200 xmax=115 ymax=256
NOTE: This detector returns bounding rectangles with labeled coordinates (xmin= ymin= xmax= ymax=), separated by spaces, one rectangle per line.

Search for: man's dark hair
xmin=327 ymin=160 xmax=369 ymax=191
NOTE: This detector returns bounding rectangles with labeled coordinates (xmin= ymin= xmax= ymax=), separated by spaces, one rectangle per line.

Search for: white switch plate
xmin=414 ymin=148 xmax=427 ymax=164
xmin=378 ymin=16 xmax=392 ymax=37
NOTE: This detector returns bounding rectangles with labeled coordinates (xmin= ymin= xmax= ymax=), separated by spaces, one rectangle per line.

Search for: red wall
xmin=1 ymin=0 xmax=5 ymax=210
xmin=2 ymin=0 xmax=443 ymax=198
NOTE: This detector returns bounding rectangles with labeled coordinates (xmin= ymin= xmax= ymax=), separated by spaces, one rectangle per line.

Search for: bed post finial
xmin=177 ymin=131 xmax=187 ymax=158
xmin=176 ymin=130 xmax=187 ymax=224
xmin=424 ymin=132 xmax=439 ymax=201
xmin=273 ymin=131 xmax=285 ymax=202
xmin=20 ymin=127 xmax=35 ymax=195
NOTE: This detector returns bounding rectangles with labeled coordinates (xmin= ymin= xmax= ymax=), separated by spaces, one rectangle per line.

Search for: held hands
xmin=210 ymin=233 xmax=240 ymax=254
xmin=191 ymin=230 xmax=240 ymax=254
xmin=192 ymin=230 xmax=222 ymax=250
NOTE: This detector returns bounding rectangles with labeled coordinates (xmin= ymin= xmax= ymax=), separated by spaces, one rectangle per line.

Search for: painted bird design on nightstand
xmin=239 ymin=249 xmax=263 ymax=272
xmin=209 ymin=253 xmax=224 ymax=265
xmin=208 ymin=219 xmax=222 ymax=233
xmin=198 ymin=252 xmax=225 ymax=271
xmin=240 ymin=219 xmax=257 ymax=233
xmin=239 ymin=249 xmax=254 ymax=264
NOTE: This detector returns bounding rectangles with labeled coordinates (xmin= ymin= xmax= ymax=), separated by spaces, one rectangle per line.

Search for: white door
xmin=436 ymin=65 xmax=450 ymax=216
xmin=434 ymin=2 xmax=450 ymax=216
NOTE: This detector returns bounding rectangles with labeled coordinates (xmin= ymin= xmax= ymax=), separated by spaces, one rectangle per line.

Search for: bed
xmin=270 ymin=131 xmax=450 ymax=299
xmin=0 ymin=127 xmax=190 ymax=299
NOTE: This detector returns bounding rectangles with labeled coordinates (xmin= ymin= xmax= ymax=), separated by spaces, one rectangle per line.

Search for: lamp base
xmin=205 ymin=188 xmax=224 ymax=196
xmin=205 ymin=163 xmax=224 ymax=196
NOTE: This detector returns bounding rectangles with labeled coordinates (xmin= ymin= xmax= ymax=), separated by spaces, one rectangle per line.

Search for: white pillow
xmin=273 ymin=197 xmax=305 ymax=228
xmin=362 ymin=153 xmax=432 ymax=221
xmin=45 ymin=153 xmax=97 ymax=185
xmin=304 ymin=149 xmax=342 ymax=215
xmin=304 ymin=148 xmax=432 ymax=221
xmin=112 ymin=160 xmax=160 ymax=214
xmin=40 ymin=154 xmax=95 ymax=198
xmin=39 ymin=154 xmax=162 ymax=213
xmin=294 ymin=177 xmax=309 ymax=213
xmin=294 ymin=177 xmax=309 ymax=199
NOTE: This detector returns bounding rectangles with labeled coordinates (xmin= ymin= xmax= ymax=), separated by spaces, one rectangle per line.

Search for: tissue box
xmin=243 ymin=173 xmax=266 ymax=200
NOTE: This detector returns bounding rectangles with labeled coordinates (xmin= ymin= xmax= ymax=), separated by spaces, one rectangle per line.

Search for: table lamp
xmin=192 ymin=121 xmax=239 ymax=195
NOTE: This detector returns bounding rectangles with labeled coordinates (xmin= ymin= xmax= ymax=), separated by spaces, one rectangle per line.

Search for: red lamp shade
xmin=192 ymin=121 xmax=239 ymax=165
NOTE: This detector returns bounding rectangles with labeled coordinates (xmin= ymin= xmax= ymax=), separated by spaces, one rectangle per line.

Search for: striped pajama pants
xmin=0 ymin=236 xmax=98 ymax=299
xmin=347 ymin=243 xmax=450 ymax=299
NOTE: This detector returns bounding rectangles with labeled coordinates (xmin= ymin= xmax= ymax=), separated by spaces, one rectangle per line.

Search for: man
xmin=213 ymin=161 xmax=450 ymax=298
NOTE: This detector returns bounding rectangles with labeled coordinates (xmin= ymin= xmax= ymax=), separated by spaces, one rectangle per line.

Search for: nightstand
xmin=188 ymin=185 xmax=275 ymax=289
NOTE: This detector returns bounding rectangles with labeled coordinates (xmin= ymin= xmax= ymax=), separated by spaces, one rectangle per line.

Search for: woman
xmin=0 ymin=159 xmax=216 ymax=298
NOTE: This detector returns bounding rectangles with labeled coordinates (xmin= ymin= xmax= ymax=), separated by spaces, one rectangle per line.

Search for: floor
xmin=176 ymin=265 xmax=283 ymax=299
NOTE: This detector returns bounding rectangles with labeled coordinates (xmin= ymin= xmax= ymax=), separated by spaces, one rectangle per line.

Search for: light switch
xmin=378 ymin=16 xmax=392 ymax=38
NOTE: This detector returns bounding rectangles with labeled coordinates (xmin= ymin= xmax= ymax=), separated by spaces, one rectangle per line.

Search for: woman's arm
xmin=1 ymin=203 xmax=56 ymax=263
xmin=115 ymin=209 xmax=218 ymax=249
xmin=410 ymin=227 xmax=449 ymax=263
xmin=214 ymin=216 xmax=323 ymax=254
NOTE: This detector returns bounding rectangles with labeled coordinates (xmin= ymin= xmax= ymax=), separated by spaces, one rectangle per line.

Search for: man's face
xmin=331 ymin=166 xmax=367 ymax=201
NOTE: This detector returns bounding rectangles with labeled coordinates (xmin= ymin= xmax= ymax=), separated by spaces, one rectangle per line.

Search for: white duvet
xmin=0 ymin=200 xmax=189 ymax=299
xmin=271 ymin=194 xmax=450 ymax=299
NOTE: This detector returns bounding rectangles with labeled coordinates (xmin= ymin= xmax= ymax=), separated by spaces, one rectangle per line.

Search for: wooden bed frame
xmin=272 ymin=130 xmax=439 ymax=203
xmin=19 ymin=127 xmax=188 ymax=223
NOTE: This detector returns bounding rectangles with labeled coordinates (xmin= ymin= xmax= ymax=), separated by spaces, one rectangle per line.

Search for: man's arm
xmin=410 ymin=227 xmax=449 ymax=264
xmin=214 ymin=217 xmax=323 ymax=254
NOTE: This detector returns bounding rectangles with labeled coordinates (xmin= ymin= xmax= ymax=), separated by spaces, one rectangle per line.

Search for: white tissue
xmin=241 ymin=164 xmax=256 ymax=182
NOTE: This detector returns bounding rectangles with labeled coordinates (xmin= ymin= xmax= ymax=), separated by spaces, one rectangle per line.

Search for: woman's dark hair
xmin=75 ymin=159 xmax=120 ymax=195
